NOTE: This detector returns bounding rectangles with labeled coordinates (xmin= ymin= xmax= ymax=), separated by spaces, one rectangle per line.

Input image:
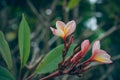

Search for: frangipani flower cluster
xmin=50 ymin=20 xmax=112 ymax=65
xmin=49 ymin=20 xmax=112 ymax=78
xmin=72 ymin=40 xmax=112 ymax=63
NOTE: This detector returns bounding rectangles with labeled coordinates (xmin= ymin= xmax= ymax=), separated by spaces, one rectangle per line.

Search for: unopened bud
xmin=67 ymin=35 xmax=74 ymax=47
xmin=70 ymin=51 xmax=82 ymax=63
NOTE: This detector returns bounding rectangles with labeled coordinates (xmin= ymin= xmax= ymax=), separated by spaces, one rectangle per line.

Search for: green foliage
xmin=0 ymin=66 xmax=15 ymax=80
xmin=67 ymin=0 xmax=81 ymax=10
xmin=35 ymin=44 xmax=76 ymax=74
xmin=19 ymin=14 xmax=30 ymax=68
xmin=0 ymin=31 xmax=13 ymax=70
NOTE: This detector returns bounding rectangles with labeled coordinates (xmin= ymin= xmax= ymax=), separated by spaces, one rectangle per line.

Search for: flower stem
xmin=62 ymin=37 xmax=67 ymax=62
xmin=40 ymin=71 xmax=59 ymax=80
xmin=63 ymin=38 xmax=67 ymax=49
xmin=81 ymin=58 xmax=91 ymax=66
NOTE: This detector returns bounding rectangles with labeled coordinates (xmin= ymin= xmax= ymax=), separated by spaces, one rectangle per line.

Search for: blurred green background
xmin=0 ymin=0 xmax=120 ymax=80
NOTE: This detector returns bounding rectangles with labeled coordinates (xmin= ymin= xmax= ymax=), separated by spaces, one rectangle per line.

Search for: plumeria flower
xmin=71 ymin=40 xmax=90 ymax=63
xmin=89 ymin=41 xmax=112 ymax=64
xmin=50 ymin=20 xmax=76 ymax=40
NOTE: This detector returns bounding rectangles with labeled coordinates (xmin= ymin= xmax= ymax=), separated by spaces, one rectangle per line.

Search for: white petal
xmin=50 ymin=27 xmax=64 ymax=37
xmin=56 ymin=21 xmax=65 ymax=30
xmin=93 ymin=49 xmax=112 ymax=63
xmin=65 ymin=20 xmax=76 ymax=36
xmin=92 ymin=41 xmax=100 ymax=54
xmin=55 ymin=29 xmax=64 ymax=37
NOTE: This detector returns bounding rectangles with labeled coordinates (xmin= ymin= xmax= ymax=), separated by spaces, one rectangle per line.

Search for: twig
xmin=30 ymin=47 xmax=39 ymax=64
xmin=25 ymin=73 xmax=35 ymax=80
xmin=112 ymin=54 xmax=120 ymax=61
xmin=62 ymin=0 xmax=69 ymax=22
xmin=62 ymin=75 xmax=69 ymax=80
xmin=27 ymin=0 xmax=49 ymax=27
xmin=50 ymin=0 xmax=59 ymax=11
xmin=26 ymin=55 xmax=43 ymax=70
xmin=97 ymin=26 xmax=118 ymax=40
xmin=25 ymin=55 xmax=44 ymax=80
xmin=40 ymin=71 xmax=59 ymax=80
xmin=73 ymin=6 xmax=79 ymax=20
xmin=30 ymin=25 xmax=43 ymax=40
xmin=99 ymin=66 xmax=114 ymax=80
xmin=47 ymin=0 xmax=59 ymax=19
xmin=88 ymin=25 xmax=120 ymax=50
xmin=48 ymin=36 xmax=58 ymax=46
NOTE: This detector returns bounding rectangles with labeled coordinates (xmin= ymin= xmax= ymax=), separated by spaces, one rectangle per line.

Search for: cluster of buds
xmin=42 ymin=20 xmax=112 ymax=80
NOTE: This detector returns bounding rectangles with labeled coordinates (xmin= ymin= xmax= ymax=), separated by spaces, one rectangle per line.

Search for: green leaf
xmin=35 ymin=44 xmax=76 ymax=74
xmin=0 ymin=31 xmax=13 ymax=70
xmin=67 ymin=0 xmax=81 ymax=10
xmin=19 ymin=14 xmax=30 ymax=68
xmin=0 ymin=66 xmax=15 ymax=80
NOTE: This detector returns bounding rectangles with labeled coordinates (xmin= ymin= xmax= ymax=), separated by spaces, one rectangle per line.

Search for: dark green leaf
xmin=67 ymin=0 xmax=81 ymax=10
xmin=0 ymin=66 xmax=15 ymax=80
xmin=19 ymin=14 xmax=30 ymax=68
xmin=0 ymin=31 xmax=13 ymax=70
xmin=35 ymin=44 xmax=76 ymax=74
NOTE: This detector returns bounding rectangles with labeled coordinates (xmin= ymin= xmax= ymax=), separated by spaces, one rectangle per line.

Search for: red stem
xmin=63 ymin=37 xmax=67 ymax=49
xmin=81 ymin=58 xmax=91 ymax=66
xmin=61 ymin=37 xmax=67 ymax=62
xmin=40 ymin=71 xmax=59 ymax=80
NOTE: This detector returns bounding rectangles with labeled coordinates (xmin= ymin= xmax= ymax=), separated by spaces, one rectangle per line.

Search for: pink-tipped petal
xmin=93 ymin=49 xmax=112 ymax=64
xmin=50 ymin=27 xmax=64 ymax=37
xmin=50 ymin=27 xmax=56 ymax=34
xmin=56 ymin=21 xmax=65 ymax=30
xmin=65 ymin=20 xmax=76 ymax=36
xmin=81 ymin=40 xmax=90 ymax=55
xmin=92 ymin=40 xmax=100 ymax=54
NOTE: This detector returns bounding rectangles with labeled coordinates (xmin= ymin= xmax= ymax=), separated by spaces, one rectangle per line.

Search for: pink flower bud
xmin=71 ymin=40 xmax=90 ymax=63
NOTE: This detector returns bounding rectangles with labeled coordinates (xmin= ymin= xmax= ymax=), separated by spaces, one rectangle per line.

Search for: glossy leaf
xmin=19 ymin=14 xmax=30 ymax=68
xmin=35 ymin=44 xmax=76 ymax=74
xmin=0 ymin=31 xmax=13 ymax=70
xmin=67 ymin=0 xmax=81 ymax=10
xmin=0 ymin=66 xmax=15 ymax=80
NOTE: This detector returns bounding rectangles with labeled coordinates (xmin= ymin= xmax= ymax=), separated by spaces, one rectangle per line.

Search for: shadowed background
xmin=0 ymin=0 xmax=120 ymax=80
